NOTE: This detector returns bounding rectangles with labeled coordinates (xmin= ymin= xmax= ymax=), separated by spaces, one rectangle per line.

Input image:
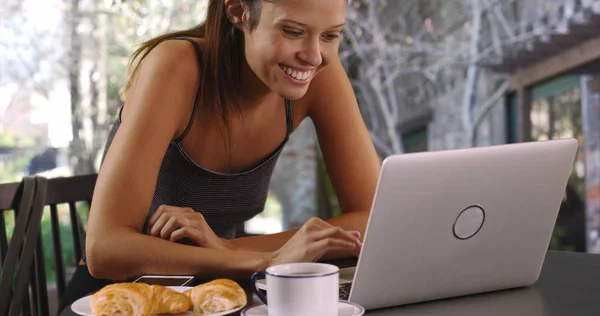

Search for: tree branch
xmin=462 ymin=0 xmax=483 ymax=138
xmin=369 ymin=132 xmax=394 ymax=157
xmin=470 ymin=80 xmax=509 ymax=146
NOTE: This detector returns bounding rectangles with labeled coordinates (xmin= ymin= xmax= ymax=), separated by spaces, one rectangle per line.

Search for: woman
xmin=60 ymin=0 xmax=380 ymax=311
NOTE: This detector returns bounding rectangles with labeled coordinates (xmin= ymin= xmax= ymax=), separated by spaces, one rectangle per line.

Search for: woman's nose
xmin=297 ymin=37 xmax=323 ymax=67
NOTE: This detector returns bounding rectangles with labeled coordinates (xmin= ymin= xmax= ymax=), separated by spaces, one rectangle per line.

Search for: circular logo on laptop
xmin=453 ymin=205 xmax=485 ymax=240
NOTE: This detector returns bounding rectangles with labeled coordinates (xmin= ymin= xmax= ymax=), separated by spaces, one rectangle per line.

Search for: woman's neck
xmin=237 ymin=57 xmax=278 ymax=111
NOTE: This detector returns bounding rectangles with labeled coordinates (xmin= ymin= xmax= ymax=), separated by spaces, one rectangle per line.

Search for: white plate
xmin=241 ymin=301 xmax=365 ymax=316
xmin=71 ymin=286 xmax=245 ymax=316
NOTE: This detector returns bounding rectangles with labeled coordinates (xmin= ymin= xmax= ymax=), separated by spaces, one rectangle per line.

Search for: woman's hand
xmin=269 ymin=217 xmax=362 ymax=266
xmin=147 ymin=205 xmax=233 ymax=250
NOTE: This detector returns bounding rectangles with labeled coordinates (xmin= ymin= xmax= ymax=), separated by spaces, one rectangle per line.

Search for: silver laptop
xmin=260 ymin=139 xmax=578 ymax=311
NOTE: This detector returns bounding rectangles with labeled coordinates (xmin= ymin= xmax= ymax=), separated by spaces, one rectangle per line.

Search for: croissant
xmin=90 ymin=283 xmax=191 ymax=316
xmin=149 ymin=284 xmax=192 ymax=314
xmin=184 ymin=279 xmax=247 ymax=315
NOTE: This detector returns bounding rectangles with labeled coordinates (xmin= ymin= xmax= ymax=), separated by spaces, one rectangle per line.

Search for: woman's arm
xmin=229 ymin=57 xmax=380 ymax=255
xmin=86 ymin=40 xmax=272 ymax=280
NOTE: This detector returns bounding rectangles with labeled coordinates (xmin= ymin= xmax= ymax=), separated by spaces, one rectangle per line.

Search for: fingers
xmin=170 ymin=226 xmax=202 ymax=244
xmin=148 ymin=206 xmax=195 ymax=237
xmin=148 ymin=205 xmax=193 ymax=229
xmin=149 ymin=212 xmax=170 ymax=237
xmin=303 ymin=217 xmax=362 ymax=244
xmin=148 ymin=205 xmax=169 ymax=229
xmin=312 ymin=226 xmax=362 ymax=248
xmin=160 ymin=216 xmax=179 ymax=239
xmin=309 ymin=238 xmax=357 ymax=261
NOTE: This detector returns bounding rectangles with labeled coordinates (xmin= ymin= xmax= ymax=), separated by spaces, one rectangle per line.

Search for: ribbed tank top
xmin=101 ymin=37 xmax=292 ymax=239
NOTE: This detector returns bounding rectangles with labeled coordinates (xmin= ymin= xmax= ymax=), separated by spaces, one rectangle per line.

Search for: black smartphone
xmin=133 ymin=275 xmax=195 ymax=287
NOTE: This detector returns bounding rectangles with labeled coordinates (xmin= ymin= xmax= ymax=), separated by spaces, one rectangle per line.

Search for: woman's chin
xmin=274 ymin=85 xmax=310 ymax=101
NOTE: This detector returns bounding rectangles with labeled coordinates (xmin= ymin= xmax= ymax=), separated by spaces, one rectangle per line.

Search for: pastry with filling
xmin=90 ymin=282 xmax=191 ymax=316
xmin=184 ymin=279 xmax=247 ymax=315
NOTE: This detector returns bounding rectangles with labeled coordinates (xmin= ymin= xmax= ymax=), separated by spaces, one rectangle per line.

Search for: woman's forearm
xmin=230 ymin=211 xmax=370 ymax=259
xmin=86 ymin=227 xmax=272 ymax=281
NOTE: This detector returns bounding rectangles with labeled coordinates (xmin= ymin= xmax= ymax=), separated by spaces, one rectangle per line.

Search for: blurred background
xmin=2 ymin=0 xmax=600 ymax=312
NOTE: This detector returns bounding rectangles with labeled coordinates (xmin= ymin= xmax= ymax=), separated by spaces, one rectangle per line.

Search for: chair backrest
xmin=0 ymin=179 xmax=29 ymax=269
xmin=0 ymin=174 xmax=97 ymax=316
xmin=42 ymin=174 xmax=97 ymax=303
xmin=0 ymin=176 xmax=47 ymax=316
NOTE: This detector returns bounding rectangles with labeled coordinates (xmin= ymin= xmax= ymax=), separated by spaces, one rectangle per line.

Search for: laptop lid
xmin=348 ymin=139 xmax=578 ymax=310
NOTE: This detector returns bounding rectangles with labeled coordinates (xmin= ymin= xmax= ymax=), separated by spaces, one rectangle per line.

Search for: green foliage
xmin=39 ymin=208 xmax=77 ymax=284
xmin=3 ymin=211 xmax=15 ymax=243
xmin=0 ymin=153 xmax=35 ymax=183
xmin=0 ymin=134 xmax=17 ymax=147
xmin=549 ymin=224 xmax=575 ymax=252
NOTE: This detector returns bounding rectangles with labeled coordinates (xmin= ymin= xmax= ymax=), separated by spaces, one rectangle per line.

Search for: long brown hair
xmin=123 ymin=0 xmax=264 ymax=156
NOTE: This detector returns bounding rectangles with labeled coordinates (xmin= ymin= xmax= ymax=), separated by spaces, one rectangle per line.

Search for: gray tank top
xmin=101 ymin=37 xmax=292 ymax=239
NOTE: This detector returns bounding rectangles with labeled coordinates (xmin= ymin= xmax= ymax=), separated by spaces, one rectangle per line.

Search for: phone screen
xmin=133 ymin=276 xmax=195 ymax=286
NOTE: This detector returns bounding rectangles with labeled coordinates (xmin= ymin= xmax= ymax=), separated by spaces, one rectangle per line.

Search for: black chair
xmin=0 ymin=174 xmax=99 ymax=316
xmin=0 ymin=176 xmax=48 ymax=316
xmin=0 ymin=178 xmax=32 ymax=271
xmin=41 ymin=174 xmax=97 ymax=302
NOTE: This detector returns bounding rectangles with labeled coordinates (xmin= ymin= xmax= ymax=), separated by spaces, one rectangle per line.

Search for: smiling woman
xmin=59 ymin=0 xmax=381 ymax=313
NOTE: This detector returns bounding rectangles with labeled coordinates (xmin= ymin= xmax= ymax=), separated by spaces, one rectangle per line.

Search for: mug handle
xmin=250 ymin=271 xmax=268 ymax=305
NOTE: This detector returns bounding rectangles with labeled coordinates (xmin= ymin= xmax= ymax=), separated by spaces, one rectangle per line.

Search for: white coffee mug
xmin=251 ymin=262 xmax=339 ymax=316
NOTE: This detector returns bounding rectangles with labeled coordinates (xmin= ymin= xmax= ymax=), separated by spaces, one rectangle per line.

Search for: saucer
xmin=241 ymin=301 xmax=365 ymax=316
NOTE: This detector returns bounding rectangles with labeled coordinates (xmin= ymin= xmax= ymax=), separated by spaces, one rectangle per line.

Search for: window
xmin=402 ymin=127 xmax=428 ymax=153
xmin=529 ymin=75 xmax=586 ymax=252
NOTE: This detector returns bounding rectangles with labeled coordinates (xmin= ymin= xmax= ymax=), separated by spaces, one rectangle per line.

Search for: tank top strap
xmin=170 ymin=37 xmax=203 ymax=144
xmin=285 ymin=99 xmax=293 ymax=137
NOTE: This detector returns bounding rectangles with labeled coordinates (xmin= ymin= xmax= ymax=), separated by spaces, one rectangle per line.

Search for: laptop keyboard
xmin=339 ymin=279 xmax=353 ymax=301
xmin=338 ymin=267 xmax=355 ymax=301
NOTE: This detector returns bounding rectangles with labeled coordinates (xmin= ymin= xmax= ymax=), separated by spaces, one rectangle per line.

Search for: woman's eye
xmin=283 ymin=29 xmax=302 ymax=37
xmin=323 ymin=33 xmax=340 ymax=41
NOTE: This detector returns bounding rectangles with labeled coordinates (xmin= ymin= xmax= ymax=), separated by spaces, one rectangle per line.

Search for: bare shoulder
xmin=122 ymin=38 xmax=205 ymax=137
xmin=129 ymin=38 xmax=203 ymax=95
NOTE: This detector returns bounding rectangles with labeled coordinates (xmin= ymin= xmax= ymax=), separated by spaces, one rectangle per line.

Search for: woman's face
xmin=243 ymin=0 xmax=347 ymax=100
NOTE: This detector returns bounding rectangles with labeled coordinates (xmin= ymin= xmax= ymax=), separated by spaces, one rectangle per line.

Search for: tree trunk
xmin=462 ymin=0 xmax=483 ymax=143
xmin=69 ymin=0 xmax=89 ymax=175
xmin=69 ymin=0 xmax=108 ymax=175
xmin=89 ymin=0 xmax=109 ymax=172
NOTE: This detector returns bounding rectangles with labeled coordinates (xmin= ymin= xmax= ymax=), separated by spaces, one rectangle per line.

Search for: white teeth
xmin=281 ymin=65 xmax=311 ymax=81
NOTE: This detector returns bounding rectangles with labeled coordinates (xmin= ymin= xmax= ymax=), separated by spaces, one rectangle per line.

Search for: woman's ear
xmin=224 ymin=0 xmax=245 ymax=29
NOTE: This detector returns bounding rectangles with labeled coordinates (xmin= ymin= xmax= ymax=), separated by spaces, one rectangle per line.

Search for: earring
xmin=233 ymin=17 xmax=240 ymax=24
